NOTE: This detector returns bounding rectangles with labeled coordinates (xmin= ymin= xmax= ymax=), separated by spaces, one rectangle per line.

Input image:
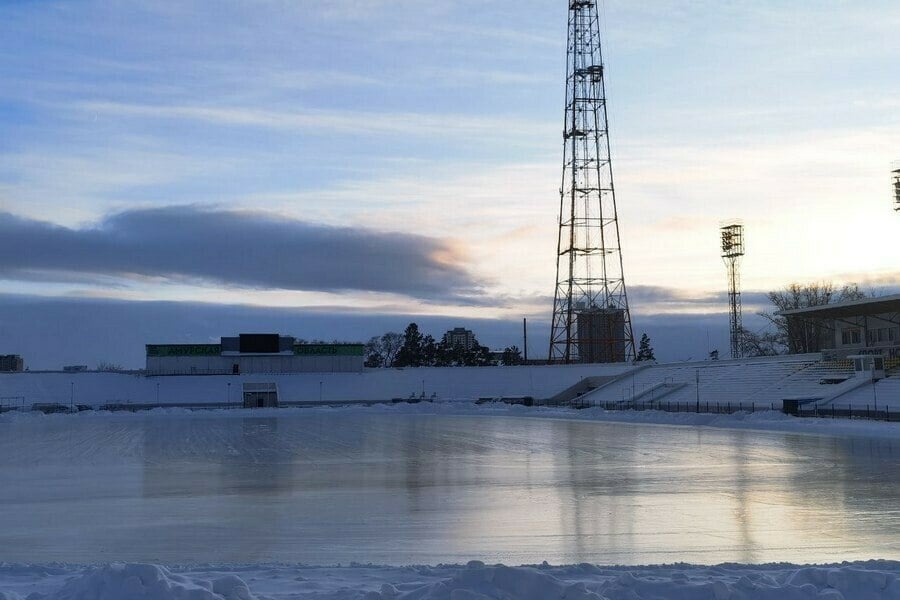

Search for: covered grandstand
xmin=776 ymin=294 xmax=900 ymax=362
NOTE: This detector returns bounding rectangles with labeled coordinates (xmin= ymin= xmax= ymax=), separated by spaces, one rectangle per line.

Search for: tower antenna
xmin=721 ymin=222 xmax=745 ymax=359
xmin=549 ymin=0 xmax=635 ymax=364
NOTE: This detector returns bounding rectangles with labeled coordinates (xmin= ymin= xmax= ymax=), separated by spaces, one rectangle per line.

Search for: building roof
xmin=776 ymin=293 xmax=900 ymax=319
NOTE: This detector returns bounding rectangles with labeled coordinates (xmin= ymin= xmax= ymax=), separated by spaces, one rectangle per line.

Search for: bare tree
xmin=743 ymin=282 xmax=868 ymax=356
xmin=96 ymin=361 xmax=125 ymax=372
xmin=365 ymin=332 xmax=405 ymax=368
xmin=738 ymin=327 xmax=781 ymax=357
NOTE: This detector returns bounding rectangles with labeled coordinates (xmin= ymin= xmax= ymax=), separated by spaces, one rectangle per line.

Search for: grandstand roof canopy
xmin=776 ymin=293 xmax=900 ymax=319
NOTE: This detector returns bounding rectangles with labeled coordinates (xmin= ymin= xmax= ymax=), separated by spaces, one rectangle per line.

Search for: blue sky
xmin=1 ymin=1 xmax=899 ymax=366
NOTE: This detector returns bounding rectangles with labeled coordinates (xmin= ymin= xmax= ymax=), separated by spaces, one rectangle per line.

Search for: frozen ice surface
xmin=0 ymin=405 xmax=897 ymax=566
xmin=1 ymin=561 xmax=899 ymax=599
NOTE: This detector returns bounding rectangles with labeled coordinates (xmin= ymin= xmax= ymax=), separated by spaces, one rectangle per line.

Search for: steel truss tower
xmin=721 ymin=223 xmax=745 ymax=359
xmin=549 ymin=0 xmax=635 ymax=364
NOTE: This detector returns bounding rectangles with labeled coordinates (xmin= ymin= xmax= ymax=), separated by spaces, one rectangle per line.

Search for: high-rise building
xmin=0 ymin=355 xmax=24 ymax=372
xmin=442 ymin=328 xmax=476 ymax=350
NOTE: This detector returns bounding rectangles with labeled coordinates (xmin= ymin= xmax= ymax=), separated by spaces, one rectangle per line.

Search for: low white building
xmin=146 ymin=333 xmax=364 ymax=375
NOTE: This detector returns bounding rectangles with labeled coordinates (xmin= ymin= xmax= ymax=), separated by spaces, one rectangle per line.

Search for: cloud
xmin=0 ymin=206 xmax=483 ymax=301
xmin=77 ymin=101 xmax=554 ymax=144
xmin=628 ymin=285 xmax=771 ymax=314
xmin=0 ymin=293 xmax=734 ymax=369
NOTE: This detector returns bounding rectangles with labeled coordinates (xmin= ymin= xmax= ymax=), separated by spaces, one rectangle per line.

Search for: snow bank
xmin=4 ymin=397 xmax=897 ymax=440
xmin=2 ymin=561 xmax=898 ymax=600
xmin=51 ymin=564 xmax=256 ymax=600
xmin=402 ymin=561 xmax=601 ymax=599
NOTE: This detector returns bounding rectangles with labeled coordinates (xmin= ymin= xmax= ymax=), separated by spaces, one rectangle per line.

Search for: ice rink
xmin=1 ymin=407 xmax=897 ymax=566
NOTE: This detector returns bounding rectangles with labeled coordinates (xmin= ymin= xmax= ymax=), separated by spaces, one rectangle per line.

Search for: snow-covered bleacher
xmin=829 ymin=375 xmax=900 ymax=410
xmin=581 ymin=354 xmax=863 ymax=409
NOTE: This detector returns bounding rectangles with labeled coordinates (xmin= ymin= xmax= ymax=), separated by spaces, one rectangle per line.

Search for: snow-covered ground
xmin=0 ymin=363 xmax=629 ymax=408
xmin=1 ymin=560 xmax=898 ymax=599
xmin=4 ymin=398 xmax=897 ymax=439
xmin=2 ymin=355 xmax=898 ymax=413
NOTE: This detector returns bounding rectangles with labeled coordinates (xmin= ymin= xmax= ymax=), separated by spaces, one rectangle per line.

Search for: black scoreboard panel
xmin=239 ymin=333 xmax=280 ymax=354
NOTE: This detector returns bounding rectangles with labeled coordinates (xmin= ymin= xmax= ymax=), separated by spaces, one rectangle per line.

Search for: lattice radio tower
xmin=721 ymin=223 xmax=745 ymax=359
xmin=892 ymin=162 xmax=900 ymax=211
xmin=549 ymin=0 xmax=635 ymax=364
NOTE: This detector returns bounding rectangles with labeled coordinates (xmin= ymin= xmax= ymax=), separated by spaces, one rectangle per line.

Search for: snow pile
xmin=50 ymin=564 xmax=256 ymax=600
xmin=3 ymin=562 xmax=899 ymax=600
xmin=398 ymin=562 xmax=900 ymax=600
xmin=4 ymin=397 xmax=899 ymax=440
xmin=395 ymin=561 xmax=603 ymax=599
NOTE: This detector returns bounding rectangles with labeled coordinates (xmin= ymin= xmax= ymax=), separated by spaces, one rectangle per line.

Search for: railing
xmin=798 ymin=403 xmax=896 ymax=422
xmin=0 ymin=396 xmax=26 ymax=413
xmin=492 ymin=396 xmax=897 ymax=422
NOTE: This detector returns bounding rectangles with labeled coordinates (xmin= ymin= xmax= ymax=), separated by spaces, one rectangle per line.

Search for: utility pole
xmin=695 ymin=370 xmax=700 ymax=412
xmin=872 ymin=364 xmax=878 ymax=412
xmin=523 ymin=318 xmax=528 ymax=363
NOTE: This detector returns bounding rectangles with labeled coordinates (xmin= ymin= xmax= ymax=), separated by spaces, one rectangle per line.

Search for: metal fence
xmin=0 ymin=396 xmax=26 ymax=413
xmin=497 ymin=396 xmax=898 ymax=422
xmin=796 ymin=404 xmax=896 ymax=422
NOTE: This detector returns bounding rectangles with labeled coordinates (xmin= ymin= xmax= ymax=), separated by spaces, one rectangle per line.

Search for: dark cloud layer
xmin=0 ymin=294 xmax=740 ymax=369
xmin=627 ymin=285 xmax=771 ymax=311
xmin=0 ymin=207 xmax=481 ymax=300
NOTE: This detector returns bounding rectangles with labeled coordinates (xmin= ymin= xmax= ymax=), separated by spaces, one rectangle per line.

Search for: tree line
xmin=365 ymin=323 xmax=524 ymax=368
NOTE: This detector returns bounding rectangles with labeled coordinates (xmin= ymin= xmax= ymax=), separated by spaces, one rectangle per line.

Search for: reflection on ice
xmin=0 ymin=411 xmax=896 ymax=564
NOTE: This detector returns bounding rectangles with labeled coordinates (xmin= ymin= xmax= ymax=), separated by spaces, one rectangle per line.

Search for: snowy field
xmin=1 ymin=560 xmax=899 ymax=599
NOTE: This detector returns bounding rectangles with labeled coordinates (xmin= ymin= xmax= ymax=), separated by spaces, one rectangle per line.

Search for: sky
xmin=1 ymin=1 xmax=899 ymax=368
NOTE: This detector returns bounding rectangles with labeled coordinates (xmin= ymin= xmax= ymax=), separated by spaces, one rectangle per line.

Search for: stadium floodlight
xmin=720 ymin=222 xmax=745 ymax=359
xmin=892 ymin=162 xmax=900 ymax=212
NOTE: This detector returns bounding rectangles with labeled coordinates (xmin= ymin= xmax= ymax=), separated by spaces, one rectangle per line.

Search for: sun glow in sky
xmin=1 ymin=1 xmax=899 ymax=365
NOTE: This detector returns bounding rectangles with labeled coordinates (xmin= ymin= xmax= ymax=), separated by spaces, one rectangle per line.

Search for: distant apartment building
xmin=0 ymin=355 xmax=24 ymax=372
xmin=442 ymin=327 xmax=477 ymax=350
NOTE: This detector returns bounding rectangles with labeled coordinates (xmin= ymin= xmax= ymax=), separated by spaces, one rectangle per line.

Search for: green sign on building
xmin=293 ymin=344 xmax=364 ymax=357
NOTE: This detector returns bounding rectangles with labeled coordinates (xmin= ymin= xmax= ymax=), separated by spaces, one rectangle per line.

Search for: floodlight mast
xmin=892 ymin=162 xmax=900 ymax=212
xmin=549 ymin=0 xmax=635 ymax=364
xmin=721 ymin=223 xmax=745 ymax=359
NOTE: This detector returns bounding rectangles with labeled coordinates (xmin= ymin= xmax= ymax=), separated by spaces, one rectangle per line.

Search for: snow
xmin=579 ymin=357 xmax=899 ymax=411
xmin=3 ymin=398 xmax=897 ymax=439
xmin=1 ymin=561 xmax=898 ymax=600
xmin=0 ymin=364 xmax=630 ymax=408
xmin=2 ymin=355 xmax=897 ymax=413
